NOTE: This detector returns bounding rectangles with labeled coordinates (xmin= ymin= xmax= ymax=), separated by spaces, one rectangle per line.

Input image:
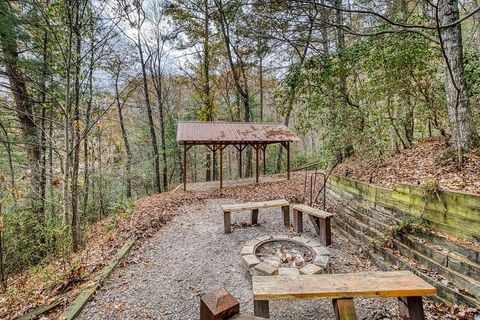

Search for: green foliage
xmin=289 ymin=32 xmax=444 ymax=162
xmin=417 ymin=180 xmax=442 ymax=199
xmin=417 ymin=180 xmax=447 ymax=215
xmin=464 ymin=50 xmax=480 ymax=98
xmin=386 ymin=216 xmax=425 ymax=240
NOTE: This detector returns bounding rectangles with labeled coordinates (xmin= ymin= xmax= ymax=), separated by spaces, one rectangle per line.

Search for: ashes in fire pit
xmin=255 ymin=239 xmax=315 ymax=268
xmin=241 ymin=235 xmax=330 ymax=277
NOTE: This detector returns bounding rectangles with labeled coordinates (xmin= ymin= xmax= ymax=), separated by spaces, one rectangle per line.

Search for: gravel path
xmin=78 ymin=198 xmax=410 ymax=320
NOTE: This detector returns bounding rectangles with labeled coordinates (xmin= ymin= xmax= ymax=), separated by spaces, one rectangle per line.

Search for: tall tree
xmin=120 ymin=0 xmax=162 ymax=193
xmin=438 ymin=0 xmax=479 ymax=162
xmin=0 ymin=2 xmax=42 ymax=216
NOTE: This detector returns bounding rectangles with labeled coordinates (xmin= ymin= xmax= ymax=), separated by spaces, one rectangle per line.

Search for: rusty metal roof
xmin=177 ymin=121 xmax=300 ymax=144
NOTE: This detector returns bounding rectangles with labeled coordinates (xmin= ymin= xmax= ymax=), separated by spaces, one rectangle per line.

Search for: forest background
xmin=0 ymin=0 xmax=479 ymax=292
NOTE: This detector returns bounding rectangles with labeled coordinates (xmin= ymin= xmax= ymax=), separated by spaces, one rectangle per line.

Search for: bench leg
xmin=224 ymin=211 xmax=231 ymax=233
xmin=251 ymin=209 xmax=259 ymax=225
xmin=398 ymin=296 xmax=425 ymax=320
xmin=254 ymin=300 xmax=269 ymax=318
xmin=282 ymin=205 xmax=290 ymax=227
xmin=332 ymin=298 xmax=357 ymax=320
xmin=293 ymin=209 xmax=303 ymax=234
xmin=308 ymin=215 xmax=321 ymax=235
xmin=320 ymin=217 xmax=332 ymax=246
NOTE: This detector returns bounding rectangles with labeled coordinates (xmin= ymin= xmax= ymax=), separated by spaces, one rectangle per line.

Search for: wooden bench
xmin=221 ymin=200 xmax=290 ymax=233
xmin=252 ymin=271 xmax=437 ymax=320
xmin=292 ymin=204 xmax=334 ymax=245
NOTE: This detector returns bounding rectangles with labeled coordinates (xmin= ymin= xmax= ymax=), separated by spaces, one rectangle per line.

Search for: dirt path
xmin=78 ymin=197 xmax=419 ymax=320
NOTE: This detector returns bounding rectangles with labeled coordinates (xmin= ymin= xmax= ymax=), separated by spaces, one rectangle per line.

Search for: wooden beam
xmin=261 ymin=144 xmax=267 ymax=174
xmin=183 ymin=144 xmax=187 ymax=191
xmin=234 ymin=144 xmax=246 ymax=179
xmin=219 ymin=145 xmax=224 ymax=189
xmin=255 ymin=144 xmax=259 ymax=184
xmin=398 ymin=296 xmax=425 ymax=320
xmin=212 ymin=147 xmax=217 ymax=181
xmin=332 ymin=298 xmax=357 ymax=320
xmin=252 ymin=271 xmax=437 ymax=301
xmin=221 ymin=199 xmax=289 ymax=212
xmin=239 ymin=146 xmax=243 ymax=179
xmin=286 ymin=142 xmax=290 ymax=180
xmin=253 ymin=300 xmax=269 ymax=318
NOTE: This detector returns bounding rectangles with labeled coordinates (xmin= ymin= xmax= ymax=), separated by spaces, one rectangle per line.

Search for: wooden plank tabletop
xmin=292 ymin=204 xmax=334 ymax=218
xmin=253 ymin=271 xmax=437 ymax=300
xmin=222 ymin=199 xmax=289 ymax=212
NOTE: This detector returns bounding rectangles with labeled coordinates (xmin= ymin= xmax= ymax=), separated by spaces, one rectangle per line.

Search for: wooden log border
xmin=16 ymin=297 xmax=66 ymax=320
xmin=59 ymin=236 xmax=137 ymax=320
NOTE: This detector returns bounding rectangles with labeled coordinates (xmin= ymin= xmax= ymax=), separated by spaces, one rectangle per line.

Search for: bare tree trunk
xmin=0 ymin=2 xmax=42 ymax=216
xmin=275 ymin=7 xmax=316 ymax=172
xmin=259 ymin=55 xmax=264 ymax=122
xmin=214 ymin=0 xmax=253 ymax=176
xmin=150 ymin=51 xmax=168 ymax=191
xmin=39 ymin=18 xmax=49 ymax=215
xmin=438 ymin=0 xmax=479 ymax=162
xmin=62 ymin=1 xmax=74 ymax=227
xmin=137 ymin=29 xmax=161 ymax=193
xmin=159 ymin=91 xmax=168 ymax=191
xmin=71 ymin=3 xmax=83 ymax=251
xmin=48 ymin=103 xmax=54 ymax=217
xmin=115 ymin=74 xmax=133 ymax=198
xmin=203 ymin=0 xmax=216 ymax=181
xmin=83 ymin=18 xmax=95 ymax=216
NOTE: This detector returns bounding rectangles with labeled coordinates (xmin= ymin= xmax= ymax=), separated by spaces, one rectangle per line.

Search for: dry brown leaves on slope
xmin=1 ymin=174 xmax=305 ymax=319
xmin=335 ymin=137 xmax=480 ymax=194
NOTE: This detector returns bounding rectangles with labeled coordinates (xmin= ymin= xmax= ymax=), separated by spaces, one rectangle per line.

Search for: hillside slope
xmin=334 ymin=138 xmax=480 ymax=194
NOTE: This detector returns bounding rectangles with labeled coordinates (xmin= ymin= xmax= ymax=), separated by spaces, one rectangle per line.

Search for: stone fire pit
xmin=241 ymin=235 xmax=330 ymax=277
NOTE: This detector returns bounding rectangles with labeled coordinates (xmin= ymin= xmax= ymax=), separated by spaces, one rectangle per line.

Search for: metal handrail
xmin=302 ymin=162 xmax=327 ymax=211
xmin=309 ymin=172 xmax=326 ymax=210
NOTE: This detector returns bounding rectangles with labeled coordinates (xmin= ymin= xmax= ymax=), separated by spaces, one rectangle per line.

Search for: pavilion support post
xmin=183 ymin=144 xmax=187 ymax=191
xmin=255 ymin=144 xmax=259 ymax=184
xmin=219 ymin=145 xmax=224 ymax=189
xmin=287 ymin=142 xmax=290 ymax=180
xmin=234 ymin=144 xmax=246 ymax=179
xmin=206 ymin=150 xmax=211 ymax=182
xmin=239 ymin=146 xmax=243 ymax=179
xmin=212 ymin=147 xmax=217 ymax=181
xmin=262 ymin=145 xmax=267 ymax=174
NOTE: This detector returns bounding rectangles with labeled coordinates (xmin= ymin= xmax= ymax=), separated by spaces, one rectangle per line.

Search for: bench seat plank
xmin=292 ymin=204 xmax=333 ymax=219
xmin=222 ymin=200 xmax=289 ymax=212
xmin=253 ymin=271 xmax=436 ymax=301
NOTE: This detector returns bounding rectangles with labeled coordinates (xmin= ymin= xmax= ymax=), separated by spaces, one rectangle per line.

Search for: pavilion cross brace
xmin=182 ymin=142 xmax=291 ymax=191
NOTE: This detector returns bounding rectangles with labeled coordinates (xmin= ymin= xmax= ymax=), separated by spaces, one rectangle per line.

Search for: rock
xmin=275 ymin=248 xmax=284 ymax=260
xmin=240 ymin=245 xmax=255 ymax=256
xmin=242 ymin=254 xmax=260 ymax=269
xmin=285 ymin=253 xmax=293 ymax=262
xmin=263 ymin=258 xmax=280 ymax=268
xmin=252 ymin=262 xmax=278 ymax=276
xmin=313 ymin=255 xmax=329 ymax=269
xmin=278 ymin=268 xmax=300 ymax=276
xmin=299 ymin=264 xmax=323 ymax=275
xmin=294 ymin=254 xmax=305 ymax=267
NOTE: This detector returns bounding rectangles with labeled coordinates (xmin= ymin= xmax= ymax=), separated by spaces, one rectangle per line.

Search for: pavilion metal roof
xmin=177 ymin=121 xmax=300 ymax=145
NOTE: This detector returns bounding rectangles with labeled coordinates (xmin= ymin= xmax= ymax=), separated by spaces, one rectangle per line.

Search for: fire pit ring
xmin=241 ymin=235 xmax=330 ymax=277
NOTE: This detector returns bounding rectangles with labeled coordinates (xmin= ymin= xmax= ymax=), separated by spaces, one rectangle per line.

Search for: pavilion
xmin=176 ymin=121 xmax=300 ymax=190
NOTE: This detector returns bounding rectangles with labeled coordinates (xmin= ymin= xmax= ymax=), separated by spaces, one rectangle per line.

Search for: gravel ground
xmin=78 ymin=198 xmax=414 ymax=320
